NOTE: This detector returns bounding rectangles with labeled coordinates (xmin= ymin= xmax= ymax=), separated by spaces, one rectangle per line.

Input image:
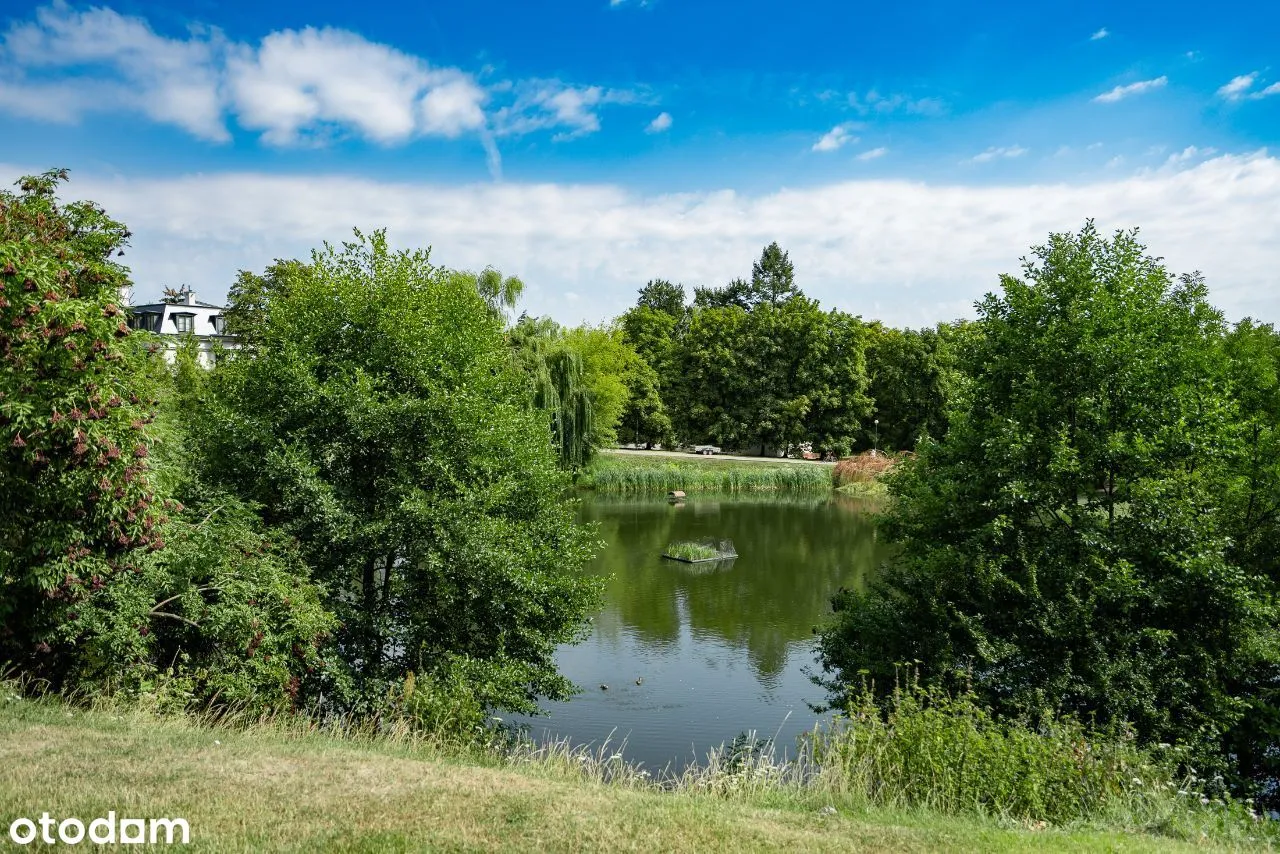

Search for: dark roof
xmin=128 ymin=301 xmax=226 ymax=312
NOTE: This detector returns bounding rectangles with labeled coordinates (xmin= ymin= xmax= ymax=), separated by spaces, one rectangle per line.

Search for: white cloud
xmin=492 ymin=80 xmax=640 ymax=140
xmin=1218 ymin=73 xmax=1257 ymax=101
xmin=1216 ymin=72 xmax=1280 ymax=102
xmin=0 ymin=2 xmax=227 ymax=140
xmin=225 ymin=27 xmax=486 ymax=146
xmin=812 ymin=123 xmax=858 ymax=152
xmin=1164 ymin=145 xmax=1216 ymax=166
xmin=1093 ymin=76 xmax=1168 ymax=103
xmin=44 ymin=150 xmax=1280 ymax=329
xmin=0 ymin=3 xmax=621 ymax=157
xmin=856 ymin=147 xmax=888 ymax=161
xmin=967 ymin=145 xmax=1028 ymax=163
xmin=1090 ymin=27 xmax=1109 ymax=40
xmin=646 ymin=111 xmax=672 ymax=133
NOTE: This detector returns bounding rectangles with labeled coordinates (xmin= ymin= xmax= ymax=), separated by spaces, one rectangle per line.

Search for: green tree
xmin=749 ymin=241 xmax=798 ymax=307
xmin=817 ymin=223 xmax=1280 ymax=795
xmin=635 ymin=278 xmax=685 ymax=318
xmin=693 ymin=278 xmax=753 ymax=310
xmin=461 ymin=267 xmax=525 ymax=324
xmin=223 ymin=259 xmax=310 ymax=349
xmin=0 ymin=170 xmax=166 ymax=680
xmin=192 ymin=231 xmax=601 ymax=714
xmin=861 ymin=324 xmax=949 ymax=451
xmin=509 ymin=316 xmax=596 ymax=469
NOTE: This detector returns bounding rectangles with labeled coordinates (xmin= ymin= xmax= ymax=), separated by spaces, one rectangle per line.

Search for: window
xmin=211 ymin=314 xmax=226 ymax=335
xmin=129 ymin=311 xmax=162 ymax=332
xmin=173 ymin=313 xmax=195 ymax=333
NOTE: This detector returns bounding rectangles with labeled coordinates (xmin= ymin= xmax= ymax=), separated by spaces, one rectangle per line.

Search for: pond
xmin=512 ymin=492 xmax=893 ymax=772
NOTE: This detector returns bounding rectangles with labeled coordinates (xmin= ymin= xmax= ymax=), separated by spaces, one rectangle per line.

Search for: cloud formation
xmin=1093 ymin=76 xmax=1168 ymax=103
xmin=856 ymin=147 xmax=888 ymax=161
xmin=0 ymin=3 xmax=630 ymax=152
xmin=225 ymin=27 xmax=487 ymax=146
xmin=645 ymin=111 xmax=672 ymax=133
xmin=812 ymin=123 xmax=859 ymax=152
xmin=43 ymin=150 xmax=1280 ymax=329
xmin=0 ymin=2 xmax=227 ymax=140
xmin=1090 ymin=27 xmax=1109 ymax=40
xmin=1216 ymin=72 xmax=1280 ymax=102
xmin=967 ymin=145 xmax=1028 ymax=163
xmin=492 ymin=81 xmax=641 ymax=140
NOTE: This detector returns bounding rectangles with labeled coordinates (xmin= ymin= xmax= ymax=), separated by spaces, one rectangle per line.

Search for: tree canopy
xmin=191 ymin=231 xmax=602 ymax=713
xmin=817 ymin=222 xmax=1280 ymax=797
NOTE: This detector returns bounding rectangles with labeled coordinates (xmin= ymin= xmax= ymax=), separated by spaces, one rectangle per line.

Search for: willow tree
xmin=509 ymin=316 xmax=595 ymax=469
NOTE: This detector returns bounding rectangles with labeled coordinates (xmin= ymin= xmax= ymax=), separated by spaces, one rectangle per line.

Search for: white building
xmin=124 ymin=287 xmax=236 ymax=368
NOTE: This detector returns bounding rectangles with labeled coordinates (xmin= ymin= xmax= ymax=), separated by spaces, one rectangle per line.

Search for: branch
xmin=149 ymin=611 xmax=200 ymax=628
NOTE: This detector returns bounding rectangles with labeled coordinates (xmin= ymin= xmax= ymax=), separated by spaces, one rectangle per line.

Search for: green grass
xmin=663 ymin=541 xmax=729 ymax=561
xmin=582 ymin=454 xmax=833 ymax=494
xmin=0 ymin=688 xmax=1273 ymax=852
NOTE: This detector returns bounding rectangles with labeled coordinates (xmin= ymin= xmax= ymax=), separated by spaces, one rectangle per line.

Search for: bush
xmin=59 ymin=494 xmax=340 ymax=714
xmin=807 ymin=671 xmax=1237 ymax=826
xmin=0 ymin=170 xmax=167 ymax=681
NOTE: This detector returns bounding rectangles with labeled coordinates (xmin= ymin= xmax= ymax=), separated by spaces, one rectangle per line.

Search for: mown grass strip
xmin=0 ymin=695 xmax=1248 ymax=854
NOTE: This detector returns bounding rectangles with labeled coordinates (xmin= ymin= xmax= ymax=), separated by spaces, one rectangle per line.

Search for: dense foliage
xmin=0 ymin=170 xmax=165 ymax=680
xmin=0 ymin=173 xmax=334 ymax=710
xmin=817 ymin=223 xmax=1280 ymax=801
xmin=191 ymin=230 xmax=602 ymax=715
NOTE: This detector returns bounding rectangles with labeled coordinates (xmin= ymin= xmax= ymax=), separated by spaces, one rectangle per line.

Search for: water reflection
xmin=580 ymin=494 xmax=886 ymax=681
xmin=516 ymin=493 xmax=892 ymax=771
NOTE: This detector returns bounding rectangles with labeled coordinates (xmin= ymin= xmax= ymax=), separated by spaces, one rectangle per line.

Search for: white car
xmin=694 ymin=445 xmax=722 ymax=456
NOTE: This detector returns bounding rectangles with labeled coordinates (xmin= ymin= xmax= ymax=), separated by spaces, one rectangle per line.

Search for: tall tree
xmin=635 ymin=278 xmax=685 ymax=318
xmin=0 ymin=170 xmax=165 ymax=680
xmin=817 ymin=223 xmax=1280 ymax=796
xmin=193 ymin=231 xmax=601 ymax=713
xmin=748 ymin=241 xmax=798 ymax=307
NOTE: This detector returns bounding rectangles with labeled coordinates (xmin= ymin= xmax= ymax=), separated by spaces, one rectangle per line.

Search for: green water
xmin=515 ymin=493 xmax=893 ymax=772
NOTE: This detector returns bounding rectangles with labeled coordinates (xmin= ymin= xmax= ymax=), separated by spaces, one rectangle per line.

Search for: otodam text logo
xmin=7 ymin=812 xmax=190 ymax=845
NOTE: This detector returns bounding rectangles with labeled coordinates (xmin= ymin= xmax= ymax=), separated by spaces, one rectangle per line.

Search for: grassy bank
xmin=0 ymin=691 xmax=1271 ymax=852
xmin=582 ymin=453 xmax=833 ymax=494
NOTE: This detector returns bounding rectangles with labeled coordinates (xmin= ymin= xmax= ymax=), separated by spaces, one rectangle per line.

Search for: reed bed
xmin=584 ymin=457 xmax=832 ymax=494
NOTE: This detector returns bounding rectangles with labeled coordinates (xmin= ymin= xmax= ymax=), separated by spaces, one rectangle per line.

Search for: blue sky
xmin=1 ymin=0 xmax=1278 ymax=326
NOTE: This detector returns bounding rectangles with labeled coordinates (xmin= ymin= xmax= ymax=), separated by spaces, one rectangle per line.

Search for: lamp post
xmin=873 ymin=418 xmax=879 ymax=456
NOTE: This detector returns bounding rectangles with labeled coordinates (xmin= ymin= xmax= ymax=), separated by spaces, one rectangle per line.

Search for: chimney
xmin=185 ymin=289 xmax=197 ymax=306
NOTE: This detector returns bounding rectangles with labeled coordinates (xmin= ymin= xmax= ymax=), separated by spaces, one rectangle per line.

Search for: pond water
xmin=512 ymin=493 xmax=893 ymax=773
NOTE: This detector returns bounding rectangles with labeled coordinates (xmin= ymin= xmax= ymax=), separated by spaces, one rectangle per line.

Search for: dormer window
xmin=129 ymin=311 xmax=162 ymax=332
xmin=211 ymin=314 xmax=226 ymax=335
xmin=173 ymin=313 xmax=195 ymax=333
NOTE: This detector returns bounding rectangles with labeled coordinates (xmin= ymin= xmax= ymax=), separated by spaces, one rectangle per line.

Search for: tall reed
xmin=583 ymin=458 xmax=832 ymax=494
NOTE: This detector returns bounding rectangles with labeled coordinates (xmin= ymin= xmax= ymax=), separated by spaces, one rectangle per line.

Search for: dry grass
xmin=0 ymin=694 xmax=1232 ymax=853
xmin=832 ymin=451 xmax=903 ymax=487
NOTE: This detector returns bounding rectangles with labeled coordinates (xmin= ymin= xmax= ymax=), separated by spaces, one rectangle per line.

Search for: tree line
xmin=504 ymin=240 xmax=968 ymax=467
